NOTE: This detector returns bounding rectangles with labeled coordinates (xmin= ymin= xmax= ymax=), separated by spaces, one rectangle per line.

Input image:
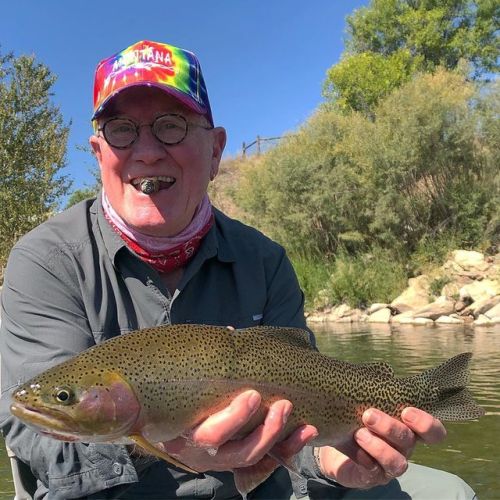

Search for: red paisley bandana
xmin=105 ymin=211 xmax=214 ymax=273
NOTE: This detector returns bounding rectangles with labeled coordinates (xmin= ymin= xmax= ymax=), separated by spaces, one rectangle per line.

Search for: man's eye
xmin=113 ymin=123 xmax=135 ymax=134
xmin=157 ymin=121 xmax=182 ymax=131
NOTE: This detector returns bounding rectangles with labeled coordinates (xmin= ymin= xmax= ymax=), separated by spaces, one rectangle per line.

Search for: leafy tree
xmin=0 ymin=50 xmax=71 ymax=278
xmin=323 ymin=0 xmax=498 ymax=115
xmin=65 ymin=186 xmax=98 ymax=208
xmin=323 ymin=49 xmax=423 ymax=114
xmin=345 ymin=0 xmax=499 ymax=77
xmin=65 ymin=151 xmax=101 ymax=209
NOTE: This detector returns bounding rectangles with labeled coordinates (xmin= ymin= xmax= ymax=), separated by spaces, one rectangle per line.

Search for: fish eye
xmin=53 ymin=387 xmax=74 ymax=405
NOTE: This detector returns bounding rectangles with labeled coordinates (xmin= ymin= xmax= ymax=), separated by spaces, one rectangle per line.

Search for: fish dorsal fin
xmin=356 ymin=362 xmax=394 ymax=378
xmin=235 ymin=326 xmax=315 ymax=350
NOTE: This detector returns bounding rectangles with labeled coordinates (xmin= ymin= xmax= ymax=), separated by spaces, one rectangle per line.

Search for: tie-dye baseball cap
xmin=92 ymin=40 xmax=213 ymax=125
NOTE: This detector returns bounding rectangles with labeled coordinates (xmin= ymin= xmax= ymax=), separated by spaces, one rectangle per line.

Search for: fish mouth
xmin=131 ymin=175 xmax=176 ymax=194
xmin=10 ymin=402 xmax=81 ymax=440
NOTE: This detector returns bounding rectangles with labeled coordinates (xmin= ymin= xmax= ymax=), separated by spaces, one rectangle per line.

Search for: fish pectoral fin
xmin=233 ymin=457 xmax=276 ymax=500
xmin=128 ymin=434 xmax=198 ymax=474
xmin=233 ymin=451 xmax=302 ymax=499
xmin=267 ymin=449 xmax=301 ymax=478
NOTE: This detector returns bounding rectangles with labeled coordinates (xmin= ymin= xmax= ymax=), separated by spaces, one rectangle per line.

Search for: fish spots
xmin=11 ymin=325 xmax=483 ymax=446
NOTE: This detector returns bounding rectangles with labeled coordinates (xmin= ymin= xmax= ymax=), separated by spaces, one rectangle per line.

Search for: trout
xmin=10 ymin=324 xmax=484 ymax=495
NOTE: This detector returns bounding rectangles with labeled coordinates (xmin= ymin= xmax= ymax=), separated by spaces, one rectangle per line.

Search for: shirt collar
xmin=92 ymin=191 xmax=127 ymax=264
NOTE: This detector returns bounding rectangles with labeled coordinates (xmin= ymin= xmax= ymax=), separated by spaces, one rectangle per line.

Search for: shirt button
xmin=299 ymin=479 xmax=308 ymax=494
xmin=112 ymin=462 xmax=123 ymax=475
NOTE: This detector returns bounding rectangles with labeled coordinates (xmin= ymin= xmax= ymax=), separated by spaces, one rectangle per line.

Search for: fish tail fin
xmin=417 ymin=352 xmax=485 ymax=421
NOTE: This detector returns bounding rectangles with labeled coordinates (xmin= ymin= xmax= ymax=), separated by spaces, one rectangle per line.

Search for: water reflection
xmin=313 ymin=323 xmax=500 ymax=500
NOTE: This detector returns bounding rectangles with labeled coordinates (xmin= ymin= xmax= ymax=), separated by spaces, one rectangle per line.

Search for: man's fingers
xmin=319 ymin=446 xmax=387 ymax=490
xmin=334 ymin=439 xmax=379 ymax=470
xmin=319 ymin=407 xmax=446 ymax=490
xmin=401 ymin=407 xmax=447 ymax=444
xmin=354 ymin=428 xmax=409 ymax=479
xmin=362 ymin=409 xmax=416 ymax=456
xmin=190 ymin=390 xmax=261 ymax=448
xmin=217 ymin=400 xmax=292 ymax=467
xmin=165 ymin=395 xmax=306 ymax=472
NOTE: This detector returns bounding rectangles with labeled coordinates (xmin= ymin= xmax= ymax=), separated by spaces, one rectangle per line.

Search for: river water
xmin=313 ymin=322 xmax=500 ymax=500
xmin=0 ymin=323 xmax=498 ymax=499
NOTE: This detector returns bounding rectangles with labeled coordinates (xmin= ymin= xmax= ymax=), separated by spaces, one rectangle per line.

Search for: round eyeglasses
xmin=97 ymin=113 xmax=213 ymax=149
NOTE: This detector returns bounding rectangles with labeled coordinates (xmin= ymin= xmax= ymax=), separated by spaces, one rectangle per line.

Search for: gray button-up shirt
xmin=0 ymin=195 xmax=322 ymax=499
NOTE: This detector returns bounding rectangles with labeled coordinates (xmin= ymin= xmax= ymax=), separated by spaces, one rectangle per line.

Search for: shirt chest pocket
xmin=182 ymin=312 xmax=264 ymax=329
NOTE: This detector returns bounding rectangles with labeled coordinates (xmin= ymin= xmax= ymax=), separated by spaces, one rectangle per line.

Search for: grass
xmin=289 ymin=254 xmax=335 ymax=311
xmin=325 ymin=248 xmax=409 ymax=309
xmin=290 ymin=247 xmax=409 ymax=311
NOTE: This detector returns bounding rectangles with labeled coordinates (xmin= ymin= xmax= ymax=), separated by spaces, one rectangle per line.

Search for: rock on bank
xmin=307 ymin=250 xmax=500 ymax=327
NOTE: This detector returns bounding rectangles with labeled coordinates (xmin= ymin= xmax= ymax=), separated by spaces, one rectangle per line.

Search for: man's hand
xmin=317 ymin=407 xmax=447 ymax=489
xmin=162 ymin=390 xmax=318 ymax=472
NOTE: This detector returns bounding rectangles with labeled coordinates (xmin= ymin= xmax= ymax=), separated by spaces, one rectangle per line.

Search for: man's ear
xmin=89 ymin=135 xmax=102 ymax=162
xmin=210 ymin=127 xmax=227 ymax=180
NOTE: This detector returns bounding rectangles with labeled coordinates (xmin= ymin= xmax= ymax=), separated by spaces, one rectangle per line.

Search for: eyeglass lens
xmin=103 ymin=114 xmax=188 ymax=148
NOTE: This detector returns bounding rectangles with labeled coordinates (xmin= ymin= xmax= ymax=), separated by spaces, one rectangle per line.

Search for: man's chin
xmin=127 ymin=216 xmax=187 ymax=238
xmin=118 ymin=197 xmax=193 ymax=236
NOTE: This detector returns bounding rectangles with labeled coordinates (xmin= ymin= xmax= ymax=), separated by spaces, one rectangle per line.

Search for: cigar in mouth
xmin=140 ymin=178 xmax=160 ymax=194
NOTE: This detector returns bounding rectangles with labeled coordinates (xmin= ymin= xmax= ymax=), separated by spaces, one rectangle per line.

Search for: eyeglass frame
xmin=95 ymin=113 xmax=214 ymax=149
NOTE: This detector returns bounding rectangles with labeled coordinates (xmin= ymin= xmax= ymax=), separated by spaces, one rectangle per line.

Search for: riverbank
xmin=307 ymin=250 xmax=500 ymax=327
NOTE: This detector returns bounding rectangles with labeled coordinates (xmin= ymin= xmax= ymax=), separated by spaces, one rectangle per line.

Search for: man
xmin=0 ymin=40 xmax=475 ymax=499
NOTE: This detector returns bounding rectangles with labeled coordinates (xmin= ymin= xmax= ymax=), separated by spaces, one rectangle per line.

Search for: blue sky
xmin=1 ymin=0 xmax=368 ymax=194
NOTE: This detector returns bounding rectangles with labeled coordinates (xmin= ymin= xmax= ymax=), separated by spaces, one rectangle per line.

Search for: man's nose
xmin=131 ymin=125 xmax=167 ymax=164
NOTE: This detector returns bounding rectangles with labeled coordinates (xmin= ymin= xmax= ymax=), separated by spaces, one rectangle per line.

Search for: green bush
xmin=232 ymin=69 xmax=498 ymax=262
xmin=410 ymin=231 xmax=461 ymax=275
xmin=233 ymin=107 xmax=374 ymax=255
xmin=429 ymin=276 xmax=452 ymax=298
xmin=323 ymin=247 xmax=408 ymax=309
xmin=228 ymin=69 xmax=499 ymax=311
xmin=289 ymin=254 xmax=335 ymax=311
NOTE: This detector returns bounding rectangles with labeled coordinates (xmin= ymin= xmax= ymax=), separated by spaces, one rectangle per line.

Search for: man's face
xmin=90 ymin=86 xmax=226 ymax=236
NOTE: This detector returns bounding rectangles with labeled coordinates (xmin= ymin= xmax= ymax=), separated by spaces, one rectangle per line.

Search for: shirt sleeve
xmin=262 ymin=247 xmax=315 ymax=345
xmin=292 ymin=446 xmax=347 ymax=498
xmin=0 ymin=244 xmax=138 ymax=496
